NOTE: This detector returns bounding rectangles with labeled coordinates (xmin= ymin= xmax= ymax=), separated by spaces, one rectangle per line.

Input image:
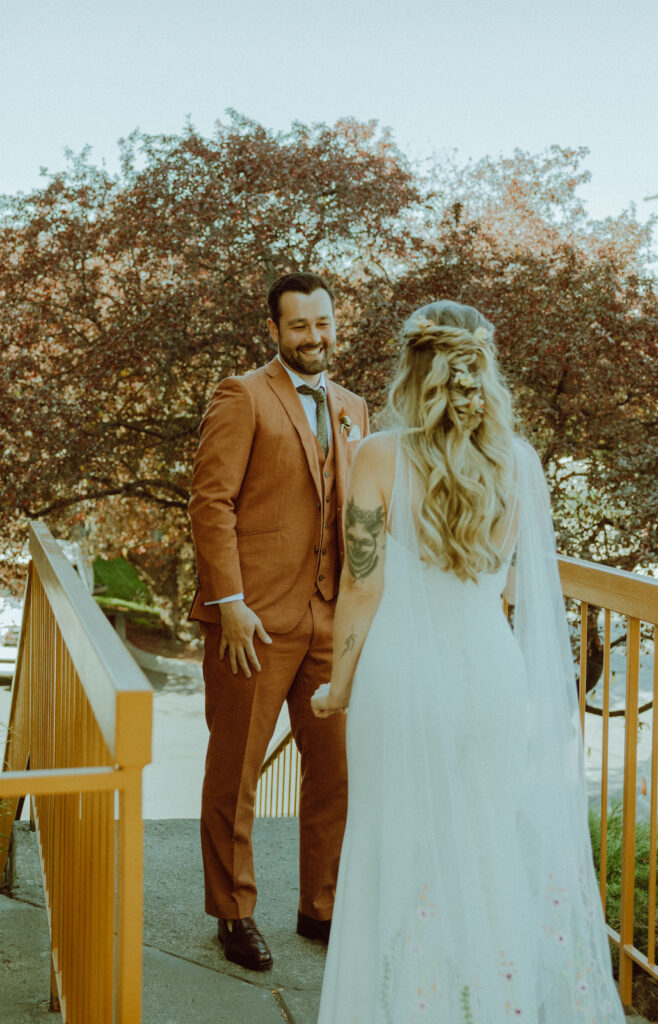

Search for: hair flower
xmin=454 ymin=371 xmax=476 ymax=389
xmin=469 ymin=393 xmax=485 ymax=415
xmin=473 ymin=326 xmax=490 ymax=343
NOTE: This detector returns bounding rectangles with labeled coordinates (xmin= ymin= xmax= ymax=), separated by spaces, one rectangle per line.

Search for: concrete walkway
xmin=2 ymin=819 xmax=325 ymax=1024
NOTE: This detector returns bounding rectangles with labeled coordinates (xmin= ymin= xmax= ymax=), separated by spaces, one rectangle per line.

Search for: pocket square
xmin=346 ymin=424 xmax=361 ymax=442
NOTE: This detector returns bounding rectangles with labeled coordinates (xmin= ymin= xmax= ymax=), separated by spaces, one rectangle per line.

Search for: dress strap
xmin=386 ymin=436 xmax=421 ymax=555
xmin=494 ymin=446 xmax=522 ymax=563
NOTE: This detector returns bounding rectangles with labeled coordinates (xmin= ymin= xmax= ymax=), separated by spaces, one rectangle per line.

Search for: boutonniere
xmin=339 ymin=407 xmax=361 ymax=442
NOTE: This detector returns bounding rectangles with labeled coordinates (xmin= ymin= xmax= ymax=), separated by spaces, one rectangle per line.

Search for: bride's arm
xmin=312 ymin=437 xmax=390 ymax=717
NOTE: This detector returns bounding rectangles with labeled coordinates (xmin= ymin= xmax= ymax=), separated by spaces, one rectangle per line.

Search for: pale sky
xmin=2 ymin=0 xmax=657 ymax=222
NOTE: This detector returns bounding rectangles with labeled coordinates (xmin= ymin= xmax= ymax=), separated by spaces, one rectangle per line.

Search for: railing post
xmin=578 ymin=601 xmax=588 ymax=731
xmin=116 ymin=768 xmax=144 ymax=1024
xmin=0 ymin=826 xmax=14 ymax=892
xmin=599 ymin=609 xmax=611 ymax=912
xmin=618 ymin=617 xmax=640 ymax=1006
xmin=50 ymin=955 xmax=61 ymax=1013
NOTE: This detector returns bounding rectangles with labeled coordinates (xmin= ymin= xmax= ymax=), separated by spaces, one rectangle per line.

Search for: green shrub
xmin=589 ymin=802 xmax=656 ymax=962
xmin=93 ymin=557 xmax=151 ymax=605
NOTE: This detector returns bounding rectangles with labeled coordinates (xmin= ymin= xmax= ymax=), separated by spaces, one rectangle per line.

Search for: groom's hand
xmin=219 ymin=600 xmax=272 ymax=677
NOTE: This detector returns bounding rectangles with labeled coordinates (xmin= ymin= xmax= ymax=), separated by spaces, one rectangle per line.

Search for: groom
xmin=188 ymin=272 xmax=369 ymax=970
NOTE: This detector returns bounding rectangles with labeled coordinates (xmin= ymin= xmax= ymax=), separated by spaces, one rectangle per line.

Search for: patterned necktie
xmin=297 ymin=385 xmax=329 ymax=456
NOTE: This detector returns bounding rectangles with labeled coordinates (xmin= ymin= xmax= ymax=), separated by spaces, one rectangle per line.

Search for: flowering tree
xmin=1 ymin=132 xmax=655 ymax=636
xmin=0 ymin=114 xmax=420 ymax=632
xmin=341 ymin=147 xmax=658 ymax=573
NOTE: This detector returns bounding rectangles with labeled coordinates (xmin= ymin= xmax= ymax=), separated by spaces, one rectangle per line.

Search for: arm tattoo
xmin=342 ymin=629 xmax=357 ymax=656
xmin=345 ymin=497 xmax=385 ymax=580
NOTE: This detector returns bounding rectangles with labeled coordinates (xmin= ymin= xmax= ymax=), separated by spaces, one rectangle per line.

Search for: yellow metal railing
xmin=0 ymin=521 xmax=152 ymax=1023
xmin=256 ymin=728 xmax=300 ymax=817
xmin=558 ymin=554 xmax=658 ymax=1006
xmin=256 ymin=554 xmax=658 ymax=1007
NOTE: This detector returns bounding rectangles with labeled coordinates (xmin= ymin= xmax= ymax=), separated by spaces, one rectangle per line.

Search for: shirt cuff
xmin=204 ymin=593 xmax=244 ymax=605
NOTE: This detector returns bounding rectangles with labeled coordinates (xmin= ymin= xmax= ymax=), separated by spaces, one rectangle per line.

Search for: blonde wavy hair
xmin=389 ymin=299 xmax=517 ymax=581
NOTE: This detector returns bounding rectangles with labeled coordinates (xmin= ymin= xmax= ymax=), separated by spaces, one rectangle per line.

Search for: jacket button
xmin=326 ymin=497 xmax=331 ymax=503
xmin=324 ymin=471 xmax=330 ymax=478
xmin=318 ymin=574 xmax=325 ymax=581
xmin=314 ymin=545 xmax=319 ymax=554
xmin=316 ymin=501 xmax=321 ymax=510
xmin=322 ymin=549 xmax=326 ymax=555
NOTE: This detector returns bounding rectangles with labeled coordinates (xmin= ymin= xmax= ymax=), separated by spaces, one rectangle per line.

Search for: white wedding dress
xmin=317 ymin=438 xmax=625 ymax=1024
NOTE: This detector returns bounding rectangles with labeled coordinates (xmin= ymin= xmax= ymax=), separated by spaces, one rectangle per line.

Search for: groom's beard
xmin=278 ymin=340 xmax=335 ymax=376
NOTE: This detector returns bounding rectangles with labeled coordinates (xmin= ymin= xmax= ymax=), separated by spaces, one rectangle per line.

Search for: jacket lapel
xmin=266 ymin=360 xmax=322 ymax=500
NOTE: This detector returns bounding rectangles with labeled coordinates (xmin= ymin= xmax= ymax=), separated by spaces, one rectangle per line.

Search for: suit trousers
xmin=200 ymin=591 xmax=348 ymax=921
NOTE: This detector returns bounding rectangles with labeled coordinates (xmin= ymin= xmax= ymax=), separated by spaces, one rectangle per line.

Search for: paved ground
xmin=2 ymin=819 xmax=325 ymax=1024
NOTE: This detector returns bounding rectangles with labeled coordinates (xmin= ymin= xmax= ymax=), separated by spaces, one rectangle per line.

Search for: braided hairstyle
xmin=388 ymin=299 xmax=516 ymax=580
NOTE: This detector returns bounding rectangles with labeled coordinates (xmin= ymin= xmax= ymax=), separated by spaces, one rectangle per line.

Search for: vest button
xmin=318 ymin=574 xmax=325 ymax=581
xmin=322 ymin=549 xmax=326 ymax=555
xmin=314 ymin=545 xmax=319 ymax=554
xmin=324 ymin=471 xmax=330 ymax=478
xmin=326 ymin=497 xmax=331 ymax=503
xmin=316 ymin=501 xmax=321 ymax=510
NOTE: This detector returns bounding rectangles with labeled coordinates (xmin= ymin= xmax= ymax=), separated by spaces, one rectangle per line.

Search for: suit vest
xmin=314 ymin=436 xmax=341 ymax=601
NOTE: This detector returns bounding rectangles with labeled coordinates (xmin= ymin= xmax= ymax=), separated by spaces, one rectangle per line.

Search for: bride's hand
xmin=311 ymin=683 xmax=348 ymax=718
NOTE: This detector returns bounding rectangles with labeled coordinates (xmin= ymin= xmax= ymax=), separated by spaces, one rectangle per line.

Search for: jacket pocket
xmin=235 ymin=526 xmax=282 ymax=538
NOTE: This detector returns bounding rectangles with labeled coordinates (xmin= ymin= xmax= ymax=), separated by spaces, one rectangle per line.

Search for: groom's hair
xmin=267 ymin=272 xmax=334 ymax=326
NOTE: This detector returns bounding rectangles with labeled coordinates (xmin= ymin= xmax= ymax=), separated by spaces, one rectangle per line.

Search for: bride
xmin=311 ymin=300 xmax=625 ymax=1023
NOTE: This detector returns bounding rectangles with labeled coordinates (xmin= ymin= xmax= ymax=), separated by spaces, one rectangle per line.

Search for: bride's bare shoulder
xmin=353 ymin=431 xmax=398 ymax=473
xmin=356 ymin=429 xmax=398 ymax=459
xmin=351 ymin=431 xmax=398 ymax=501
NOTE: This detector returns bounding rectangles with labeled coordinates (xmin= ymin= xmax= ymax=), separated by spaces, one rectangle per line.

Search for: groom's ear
xmin=267 ymin=318 xmax=280 ymax=346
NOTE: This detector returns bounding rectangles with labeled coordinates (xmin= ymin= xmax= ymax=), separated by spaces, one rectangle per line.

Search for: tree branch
xmin=26 ymin=477 xmax=190 ymax=518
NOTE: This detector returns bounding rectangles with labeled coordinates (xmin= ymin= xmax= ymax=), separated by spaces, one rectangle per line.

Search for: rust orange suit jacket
xmin=188 ymin=358 xmax=369 ymax=634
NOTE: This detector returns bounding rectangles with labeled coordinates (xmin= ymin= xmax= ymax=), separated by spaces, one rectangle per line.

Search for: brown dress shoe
xmin=296 ymin=910 xmax=331 ymax=943
xmin=217 ymin=917 xmax=273 ymax=971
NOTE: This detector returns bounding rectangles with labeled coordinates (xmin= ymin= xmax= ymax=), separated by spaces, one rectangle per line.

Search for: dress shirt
xmin=276 ymin=355 xmax=332 ymax=445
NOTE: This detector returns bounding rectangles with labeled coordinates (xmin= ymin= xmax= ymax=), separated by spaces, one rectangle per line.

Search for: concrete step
xmin=2 ymin=819 xmax=652 ymax=1023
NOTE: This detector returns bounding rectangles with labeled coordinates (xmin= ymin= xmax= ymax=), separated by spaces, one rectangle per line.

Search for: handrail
xmin=0 ymin=521 xmax=153 ymax=1023
xmin=260 ymin=723 xmax=296 ymax=777
xmin=558 ymin=554 xmax=658 ymax=622
xmin=27 ymin=520 xmax=152 ymax=765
